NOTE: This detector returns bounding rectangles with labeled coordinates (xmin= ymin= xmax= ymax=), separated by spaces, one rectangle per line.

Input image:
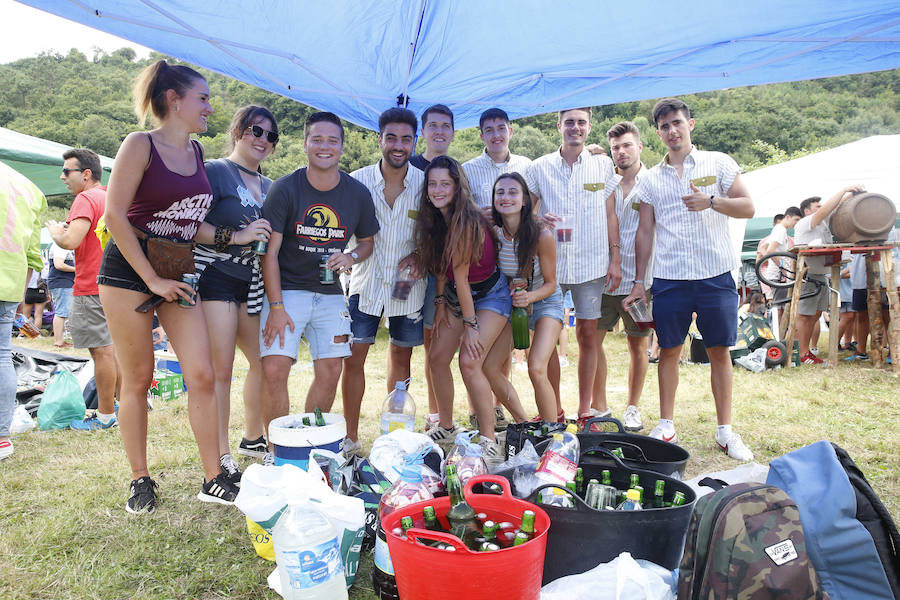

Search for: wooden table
xmin=783 ymin=242 xmax=899 ymax=373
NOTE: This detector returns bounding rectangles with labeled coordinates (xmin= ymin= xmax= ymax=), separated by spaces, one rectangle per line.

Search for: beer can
xmin=251 ymin=239 xmax=268 ymax=255
xmin=319 ymin=255 xmax=335 ymax=284
xmin=179 ymin=272 xmax=200 ymax=307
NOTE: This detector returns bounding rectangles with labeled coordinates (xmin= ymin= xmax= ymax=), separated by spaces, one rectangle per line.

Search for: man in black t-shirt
xmin=260 ymin=112 xmax=378 ymax=451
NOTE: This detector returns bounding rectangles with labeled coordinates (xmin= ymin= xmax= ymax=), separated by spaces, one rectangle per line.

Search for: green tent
xmin=0 ymin=127 xmax=113 ymax=196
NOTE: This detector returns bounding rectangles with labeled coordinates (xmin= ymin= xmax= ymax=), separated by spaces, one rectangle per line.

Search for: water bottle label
xmin=373 ymin=535 xmax=394 ymax=575
xmin=536 ymin=450 xmax=577 ymax=482
xmin=380 ymin=414 xmax=414 ymax=435
xmin=277 ymin=537 xmax=343 ymax=590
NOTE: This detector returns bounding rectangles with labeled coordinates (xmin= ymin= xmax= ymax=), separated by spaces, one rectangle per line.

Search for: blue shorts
xmin=49 ymin=287 xmax=73 ymax=318
xmin=447 ymin=272 xmax=512 ymax=319
xmin=851 ymin=288 xmax=889 ymax=313
xmin=423 ymin=274 xmax=437 ymax=329
xmin=198 ymin=263 xmax=250 ymax=304
xmin=259 ymin=291 xmax=352 ymax=362
xmin=651 ymin=273 xmax=738 ymax=349
xmin=348 ymin=294 xmax=424 ymax=347
xmin=529 ymin=288 xmax=564 ymax=330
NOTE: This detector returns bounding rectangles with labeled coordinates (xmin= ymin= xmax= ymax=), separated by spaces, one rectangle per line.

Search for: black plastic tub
xmin=573 ymin=416 xmax=690 ymax=479
xmin=529 ymin=448 xmax=696 ymax=584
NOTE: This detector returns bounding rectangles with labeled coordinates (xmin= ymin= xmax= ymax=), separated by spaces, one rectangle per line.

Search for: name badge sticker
xmin=690 ymin=175 xmax=717 ymax=187
xmin=583 ymin=182 xmax=605 ymax=192
xmin=407 ymin=209 xmax=418 ymax=220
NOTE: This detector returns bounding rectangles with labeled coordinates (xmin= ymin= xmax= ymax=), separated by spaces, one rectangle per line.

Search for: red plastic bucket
xmin=383 ymin=474 xmax=549 ymax=600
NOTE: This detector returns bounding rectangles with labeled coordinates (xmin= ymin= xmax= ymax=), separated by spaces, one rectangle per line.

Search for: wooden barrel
xmin=829 ymin=192 xmax=896 ymax=243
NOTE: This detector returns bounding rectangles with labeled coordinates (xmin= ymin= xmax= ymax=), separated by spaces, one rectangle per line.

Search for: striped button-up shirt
xmin=635 ymin=148 xmax=741 ymax=280
xmin=525 ymin=148 xmax=620 ymax=285
xmin=349 ymin=161 xmax=425 ymax=317
xmin=462 ymin=150 xmax=533 ymax=208
xmin=606 ymin=164 xmax=651 ymax=296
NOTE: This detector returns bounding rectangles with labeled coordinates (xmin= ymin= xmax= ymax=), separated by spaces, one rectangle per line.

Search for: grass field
xmin=1 ymin=326 xmax=897 ymax=599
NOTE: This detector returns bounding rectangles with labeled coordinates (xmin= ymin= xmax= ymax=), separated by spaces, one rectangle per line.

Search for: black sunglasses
xmin=247 ymin=125 xmax=278 ymax=144
xmin=61 ymin=168 xmax=85 ymax=176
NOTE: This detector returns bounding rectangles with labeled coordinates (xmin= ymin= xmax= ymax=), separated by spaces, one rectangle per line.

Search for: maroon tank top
xmin=127 ymin=134 xmax=213 ymax=242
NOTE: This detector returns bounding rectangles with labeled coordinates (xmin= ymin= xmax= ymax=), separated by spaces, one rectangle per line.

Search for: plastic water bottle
xmin=380 ymin=378 xmax=416 ymax=434
xmin=617 ymin=488 xmax=643 ymax=511
xmin=453 ymin=442 xmax=488 ymax=485
xmin=271 ymin=502 xmax=348 ymax=600
xmin=534 ymin=425 xmax=580 ymax=503
xmin=374 ymin=467 xmax=434 ymax=600
xmin=443 ymin=432 xmax=474 ymax=477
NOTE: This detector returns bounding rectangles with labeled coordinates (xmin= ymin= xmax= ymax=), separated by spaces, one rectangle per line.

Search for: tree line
xmin=2 ymin=47 xmax=897 ymax=202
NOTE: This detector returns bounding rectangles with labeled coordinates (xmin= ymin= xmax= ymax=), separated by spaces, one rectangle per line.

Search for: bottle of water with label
xmin=380 ymin=377 xmax=416 ymax=434
xmin=271 ymin=501 xmax=348 ymax=600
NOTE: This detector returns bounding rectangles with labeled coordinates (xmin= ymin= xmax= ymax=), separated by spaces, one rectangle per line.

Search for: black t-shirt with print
xmin=263 ymin=168 xmax=379 ymax=294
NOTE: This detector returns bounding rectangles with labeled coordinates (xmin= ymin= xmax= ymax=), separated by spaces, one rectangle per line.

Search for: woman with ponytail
xmin=98 ymin=59 xmax=237 ymax=513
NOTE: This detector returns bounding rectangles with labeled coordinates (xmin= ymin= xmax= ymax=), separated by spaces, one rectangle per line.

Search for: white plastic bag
xmin=369 ymin=429 xmax=442 ymax=484
xmin=540 ymin=552 xmax=676 ymax=600
xmin=489 ymin=439 xmax=542 ymax=497
xmin=10 ymin=405 xmax=36 ymax=435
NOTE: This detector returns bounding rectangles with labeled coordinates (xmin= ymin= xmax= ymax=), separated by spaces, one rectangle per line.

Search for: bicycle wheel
xmin=756 ymin=251 xmax=798 ymax=289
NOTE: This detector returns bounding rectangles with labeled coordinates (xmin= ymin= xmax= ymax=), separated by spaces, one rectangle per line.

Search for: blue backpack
xmin=767 ymin=440 xmax=898 ymax=600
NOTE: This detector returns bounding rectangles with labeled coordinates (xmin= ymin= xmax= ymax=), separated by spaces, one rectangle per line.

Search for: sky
xmin=0 ymin=1 xmax=150 ymax=63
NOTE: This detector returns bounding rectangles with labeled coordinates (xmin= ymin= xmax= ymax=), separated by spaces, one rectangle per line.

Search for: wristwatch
xmin=349 ymin=251 xmax=359 ymax=263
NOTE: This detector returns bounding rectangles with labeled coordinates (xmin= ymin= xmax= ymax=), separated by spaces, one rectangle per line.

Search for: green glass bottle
xmin=653 ymin=479 xmax=666 ymax=509
xmin=519 ymin=509 xmax=536 ymax=541
xmin=611 ymin=447 xmax=625 ymax=459
xmin=314 ymin=407 xmax=326 ymax=426
xmin=301 ymin=416 xmax=311 ymax=426
xmin=671 ymin=491 xmax=687 ymax=507
xmin=633 ymin=485 xmax=644 ymax=504
xmin=511 ymin=289 xmax=531 ymax=349
xmin=575 ymin=468 xmax=585 ymax=497
xmin=629 ymin=473 xmax=640 ymax=489
xmin=512 ymin=531 xmax=529 ymax=546
xmin=423 ymin=505 xmax=443 ymax=531
xmin=446 ymin=472 xmax=480 ymax=550
xmin=600 ymin=470 xmax=612 ymax=486
xmin=400 ymin=516 xmax=414 ymax=537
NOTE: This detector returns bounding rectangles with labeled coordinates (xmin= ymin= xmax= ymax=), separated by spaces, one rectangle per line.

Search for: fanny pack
xmin=133 ymin=227 xmax=196 ymax=281
xmin=445 ymin=269 xmax=501 ymax=309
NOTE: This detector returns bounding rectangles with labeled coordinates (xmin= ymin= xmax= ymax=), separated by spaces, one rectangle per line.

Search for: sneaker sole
xmin=236 ymin=447 xmax=267 ymax=458
xmin=623 ymin=423 xmax=643 ymax=432
xmin=196 ymin=492 xmax=235 ymax=505
xmin=125 ymin=500 xmax=156 ymax=514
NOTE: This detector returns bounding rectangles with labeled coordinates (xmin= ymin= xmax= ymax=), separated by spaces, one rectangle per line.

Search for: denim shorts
xmin=259 ymin=290 xmax=351 ymax=361
xmin=348 ymin=294 xmax=424 ymax=347
xmin=49 ymin=287 xmax=73 ymax=318
xmin=447 ymin=272 xmax=512 ymax=319
xmin=198 ymin=263 xmax=250 ymax=304
xmin=851 ymin=287 xmax=889 ymax=312
xmin=651 ymin=272 xmax=738 ymax=349
xmin=560 ymin=277 xmax=606 ymax=320
xmin=423 ymin=274 xmax=437 ymax=329
xmin=529 ymin=288 xmax=564 ymax=330
xmin=97 ymin=240 xmax=152 ymax=295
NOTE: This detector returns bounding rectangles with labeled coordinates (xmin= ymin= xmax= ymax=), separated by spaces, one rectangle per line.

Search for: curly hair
xmin=414 ymin=155 xmax=492 ymax=276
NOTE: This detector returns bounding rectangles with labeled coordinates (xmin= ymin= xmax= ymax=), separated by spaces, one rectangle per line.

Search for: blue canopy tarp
xmin=17 ymin=1 xmax=900 ymax=130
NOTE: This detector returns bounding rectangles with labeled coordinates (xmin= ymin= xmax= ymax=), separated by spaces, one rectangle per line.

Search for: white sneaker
xmin=426 ymin=423 xmax=462 ymax=442
xmin=343 ymin=437 xmax=362 ymax=458
xmin=648 ymin=424 xmax=678 ymax=444
xmin=0 ymin=439 xmax=13 ymax=460
xmin=586 ymin=407 xmax=611 ymax=418
xmin=558 ymin=356 xmax=570 ymax=367
xmin=262 ymin=452 xmax=275 ymax=467
xmin=716 ymin=431 xmax=754 ymax=461
xmin=623 ymin=405 xmax=643 ymax=432
xmin=423 ymin=413 xmax=440 ymax=432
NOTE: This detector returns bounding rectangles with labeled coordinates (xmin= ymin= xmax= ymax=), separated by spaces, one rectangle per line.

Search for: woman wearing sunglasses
xmin=98 ymin=59 xmax=235 ymax=513
xmin=192 ymin=106 xmax=278 ymax=482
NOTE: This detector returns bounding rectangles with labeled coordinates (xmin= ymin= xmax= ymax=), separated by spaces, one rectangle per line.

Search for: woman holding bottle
xmin=414 ymin=156 xmax=512 ymax=455
xmin=485 ymin=172 xmax=563 ymax=422
xmin=192 ymin=106 xmax=278 ymax=482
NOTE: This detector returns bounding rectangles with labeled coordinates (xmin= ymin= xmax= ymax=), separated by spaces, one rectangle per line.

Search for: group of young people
xmin=85 ymin=59 xmax=759 ymax=515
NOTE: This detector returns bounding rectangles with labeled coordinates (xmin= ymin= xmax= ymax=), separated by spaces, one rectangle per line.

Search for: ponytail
xmin=132 ymin=59 xmax=205 ymax=127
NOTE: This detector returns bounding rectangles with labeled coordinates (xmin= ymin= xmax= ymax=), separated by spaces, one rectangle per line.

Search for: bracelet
xmin=462 ymin=316 xmax=479 ymax=330
xmin=709 ymin=195 xmax=715 ymax=210
xmin=611 ymin=242 xmax=621 ymax=249
xmin=269 ymin=301 xmax=284 ymax=310
xmin=214 ymin=225 xmax=236 ymax=252
xmin=434 ymin=295 xmax=447 ymax=305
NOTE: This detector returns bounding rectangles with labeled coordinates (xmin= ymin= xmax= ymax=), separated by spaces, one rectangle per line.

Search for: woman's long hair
xmin=414 ymin=155 xmax=490 ymax=275
xmin=491 ymin=172 xmax=542 ymax=282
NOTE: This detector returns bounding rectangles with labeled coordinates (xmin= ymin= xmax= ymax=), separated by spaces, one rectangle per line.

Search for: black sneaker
xmin=126 ymin=477 xmax=159 ymax=514
xmin=237 ymin=435 xmax=268 ymax=458
xmin=220 ymin=453 xmax=242 ymax=487
xmin=197 ymin=472 xmax=239 ymax=505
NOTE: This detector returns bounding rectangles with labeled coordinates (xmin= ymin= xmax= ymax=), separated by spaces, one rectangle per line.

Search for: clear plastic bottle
xmin=380 ymin=377 xmax=416 ymax=434
xmin=535 ymin=425 xmax=581 ymax=491
xmin=271 ymin=502 xmax=348 ymax=600
xmin=374 ymin=467 xmax=434 ymax=600
xmin=442 ymin=432 xmax=474 ymax=477
xmin=454 ymin=442 xmax=488 ymax=485
xmin=617 ymin=488 xmax=643 ymax=511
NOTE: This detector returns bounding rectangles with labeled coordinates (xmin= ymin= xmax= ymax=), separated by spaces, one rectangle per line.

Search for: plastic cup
xmin=555 ymin=215 xmax=574 ymax=243
xmin=625 ymin=298 xmax=654 ymax=330
xmin=392 ymin=267 xmax=414 ymax=301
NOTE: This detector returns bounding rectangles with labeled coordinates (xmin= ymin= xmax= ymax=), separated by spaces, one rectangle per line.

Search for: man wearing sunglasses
xmin=46 ymin=148 xmax=121 ymax=431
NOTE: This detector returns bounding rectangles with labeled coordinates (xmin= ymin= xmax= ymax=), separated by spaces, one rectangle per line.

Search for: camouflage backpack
xmin=678 ymin=479 xmax=828 ymax=600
